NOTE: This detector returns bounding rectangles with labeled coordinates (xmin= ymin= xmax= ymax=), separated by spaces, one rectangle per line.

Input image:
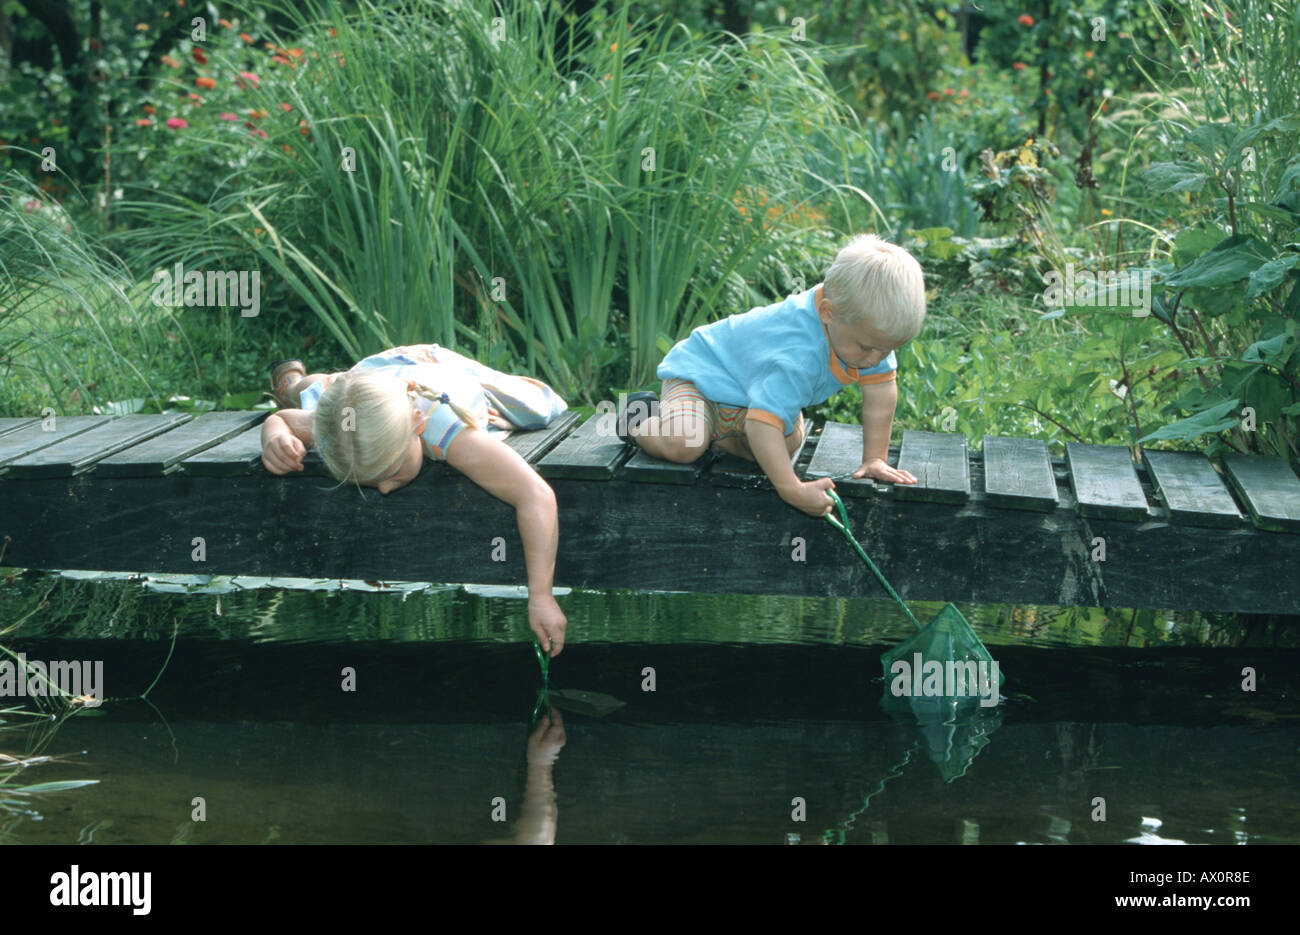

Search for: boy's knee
xmin=659 ymin=436 xmax=708 ymax=464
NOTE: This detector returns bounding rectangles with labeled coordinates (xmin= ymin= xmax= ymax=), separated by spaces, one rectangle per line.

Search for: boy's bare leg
xmin=631 ymin=412 xmax=712 ymax=464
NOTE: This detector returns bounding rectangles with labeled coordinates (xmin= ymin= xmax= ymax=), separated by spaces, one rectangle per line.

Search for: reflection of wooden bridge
xmin=1 ymin=411 xmax=1298 ymax=614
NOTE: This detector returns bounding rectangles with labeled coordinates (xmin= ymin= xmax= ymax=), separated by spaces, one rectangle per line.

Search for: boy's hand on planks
xmin=852 ymin=458 xmax=917 ymax=485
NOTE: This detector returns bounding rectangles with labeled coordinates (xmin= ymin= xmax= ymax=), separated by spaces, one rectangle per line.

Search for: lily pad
xmin=548 ymin=689 xmax=626 ymax=718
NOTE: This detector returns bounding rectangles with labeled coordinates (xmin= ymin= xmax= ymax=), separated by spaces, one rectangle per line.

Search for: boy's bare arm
xmin=853 ymin=380 xmax=917 ymax=484
xmin=744 ymin=418 xmax=835 ymax=517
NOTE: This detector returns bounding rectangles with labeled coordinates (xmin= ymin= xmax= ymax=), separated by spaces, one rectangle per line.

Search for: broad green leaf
xmin=1242 ymin=331 xmax=1297 ymax=367
xmin=1172 ymin=226 xmax=1225 ymax=267
xmin=1163 ymin=236 xmax=1272 ymax=289
xmin=220 ymin=391 xmax=267 ymax=410
xmin=93 ymin=397 xmax=147 ymax=416
xmin=1184 ymin=123 xmax=1236 ymax=157
xmin=547 ymin=689 xmax=626 ymax=718
xmin=1139 ymin=397 xmax=1240 ymax=444
xmin=1144 ymin=161 xmax=1208 ymax=195
xmin=1245 ymin=253 xmax=1300 ymax=301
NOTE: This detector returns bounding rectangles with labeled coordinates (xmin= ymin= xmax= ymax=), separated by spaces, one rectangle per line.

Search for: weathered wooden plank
xmin=536 ymin=413 xmax=631 ymax=480
xmin=1065 ymin=443 xmax=1149 ymax=521
xmin=0 ymin=415 xmax=114 ymax=469
xmin=3 ymin=471 xmax=1299 ymax=614
xmin=0 ymin=418 xmax=38 ymax=439
xmin=502 ymin=410 xmax=581 ymax=464
xmin=97 ymin=411 xmax=268 ymax=476
xmin=1143 ymin=450 xmax=1243 ymax=528
xmin=801 ymin=422 xmax=876 ymax=497
xmin=621 ymin=447 xmax=713 ymax=485
xmin=709 ymin=424 xmax=811 ymax=488
xmin=1223 ymin=454 xmax=1300 ymax=532
xmin=895 ymin=430 xmax=969 ymax=503
xmin=5 ymin=415 xmax=192 ymax=477
xmin=983 ymin=436 xmax=1058 ymax=511
xmin=181 ymin=424 xmax=267 ymax=476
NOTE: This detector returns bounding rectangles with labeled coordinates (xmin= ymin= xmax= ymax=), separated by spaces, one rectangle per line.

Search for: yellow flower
xmin=136 ymin=22 xmax=149 ymax=30
xmin=610 ymin=42 xmax=618 ymax=52
xmin=1100 ymin=208 xmax=1113 ymax=216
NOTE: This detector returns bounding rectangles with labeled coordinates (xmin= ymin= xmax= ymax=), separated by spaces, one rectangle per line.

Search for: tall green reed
xmin=0 ymin=171 xmax=189 ymax=416
xmin=116 ymin=0 xmax=870 ymax=401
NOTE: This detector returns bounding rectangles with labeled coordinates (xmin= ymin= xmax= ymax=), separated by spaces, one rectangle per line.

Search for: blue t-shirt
xmin=657 ymin=285 xmax=896 ymax=434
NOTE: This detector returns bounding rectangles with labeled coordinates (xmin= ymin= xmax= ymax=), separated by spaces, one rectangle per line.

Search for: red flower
xmin=280 ymin=102 xmax=292 ymax=111
xmin=143 ymin=104 xmax=157 ymax=115
xmin=135 ymin=118 xmax=154 ymax=126
xmin=942 ymin=87 xmax=955 ymax=95
xmin=192 ymin=48 xmax=208 ymax=64
xmin=195 ymin=76 xmax=216 ymax=89
xmin=249 ymin=128 xmax=268 ymax=140
xmin=1013 ymin=62 xmax=1027 ymax=70
xmin=1018 ymin=14 xmax=1034 ymax=26
xmin=166 ymin=117 xmax=188 ymax=130
xmin=161 ymin=55 xmax=181 ymax=69
xmin=926 ymin=91 xmax=940 ymax=100
xmin=239 ymin=32 xmax=254 ymax=43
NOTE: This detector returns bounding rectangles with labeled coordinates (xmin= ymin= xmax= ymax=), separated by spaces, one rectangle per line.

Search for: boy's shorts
xmin=659 ymin=378 xmax=802 ymax=447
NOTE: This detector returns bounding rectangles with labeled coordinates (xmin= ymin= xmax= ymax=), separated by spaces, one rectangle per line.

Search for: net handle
xmin=824 ymin=489 xmax=923 ymax=631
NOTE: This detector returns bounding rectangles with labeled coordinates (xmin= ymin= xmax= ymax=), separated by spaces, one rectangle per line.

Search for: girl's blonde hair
xmin=312 ymin=370 xmax=479 ymax=485
xmin=823 ymin=234 xmax=927 ymax=344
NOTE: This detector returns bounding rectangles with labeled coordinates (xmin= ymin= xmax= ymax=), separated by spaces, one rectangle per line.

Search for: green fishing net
xmin=825 ymin=490 xmax=1004 ymax=706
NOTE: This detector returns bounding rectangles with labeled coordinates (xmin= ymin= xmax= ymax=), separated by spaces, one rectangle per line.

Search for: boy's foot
xmin=617 ymin=391 xmax=659 ymax=444
xmin=269 ymin=359 xmax=305 ymax=408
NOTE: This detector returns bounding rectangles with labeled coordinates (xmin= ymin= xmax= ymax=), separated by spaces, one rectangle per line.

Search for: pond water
xmin=2 ymin=573 xmax=1298 ymax=845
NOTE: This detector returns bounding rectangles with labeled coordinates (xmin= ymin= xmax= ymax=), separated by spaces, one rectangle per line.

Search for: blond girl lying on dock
xmin=259 ymin=344 xmax=569 ymax=656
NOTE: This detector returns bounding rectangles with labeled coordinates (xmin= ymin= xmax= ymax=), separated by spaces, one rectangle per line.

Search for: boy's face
xmin=817 ymin=288 xmax=903 ymax=370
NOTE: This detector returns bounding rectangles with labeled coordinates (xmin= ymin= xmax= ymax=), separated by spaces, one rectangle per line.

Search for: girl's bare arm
xmin=260 ymin=408 xmax=315 ymax=474
xmin=444 ymin=428 xmax=567 ymax=656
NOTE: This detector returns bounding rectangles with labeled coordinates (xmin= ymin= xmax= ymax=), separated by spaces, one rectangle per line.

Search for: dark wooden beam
xmin=1 ymin=468 xmax=1297 ymax=614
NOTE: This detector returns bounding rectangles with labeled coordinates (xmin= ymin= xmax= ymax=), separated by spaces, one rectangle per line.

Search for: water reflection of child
xmin=260 ymin=345 xmax=569 ymax=656
xmin=483 ymin=709 xmax=566 ymax=845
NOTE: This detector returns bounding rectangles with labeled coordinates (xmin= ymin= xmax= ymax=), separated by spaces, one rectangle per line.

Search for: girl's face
xmin=367 ymin=406 xmax=427 ymax=495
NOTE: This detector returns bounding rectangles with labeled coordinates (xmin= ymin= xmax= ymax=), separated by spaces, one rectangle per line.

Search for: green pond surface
xmin=1 ymin=572 xmax=1298 ymax=845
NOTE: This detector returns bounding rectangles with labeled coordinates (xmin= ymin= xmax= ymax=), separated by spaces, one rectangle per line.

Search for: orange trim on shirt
xmin=858 ymin=370 xmax=897 ymax=386
xmin=823 ymin=322 xmax=859 ymax=385
xmin=745 ymin=409 xmax=787 ymax=431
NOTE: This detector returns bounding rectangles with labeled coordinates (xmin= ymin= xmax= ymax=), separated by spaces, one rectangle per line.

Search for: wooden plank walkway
xmin=1 ymin=413 xmax=1298 ymax=614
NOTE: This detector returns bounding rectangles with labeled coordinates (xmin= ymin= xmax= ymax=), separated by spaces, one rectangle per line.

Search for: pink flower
xmin=166 ymin=117 xmax=188 ymax=130
xmin=219 ymin=112 xmax=238 ymax=121
xmin=249 ymin=128 xmax=268 ymax=140
xmin=235 ymin=71 xmax=260 ymax=90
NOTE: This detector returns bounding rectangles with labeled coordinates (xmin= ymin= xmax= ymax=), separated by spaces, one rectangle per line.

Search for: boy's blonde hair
xmin=823 ymin=234 xmax=926 ymax=343
xmin=313 ymin=370 xmax=479 ymax=486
